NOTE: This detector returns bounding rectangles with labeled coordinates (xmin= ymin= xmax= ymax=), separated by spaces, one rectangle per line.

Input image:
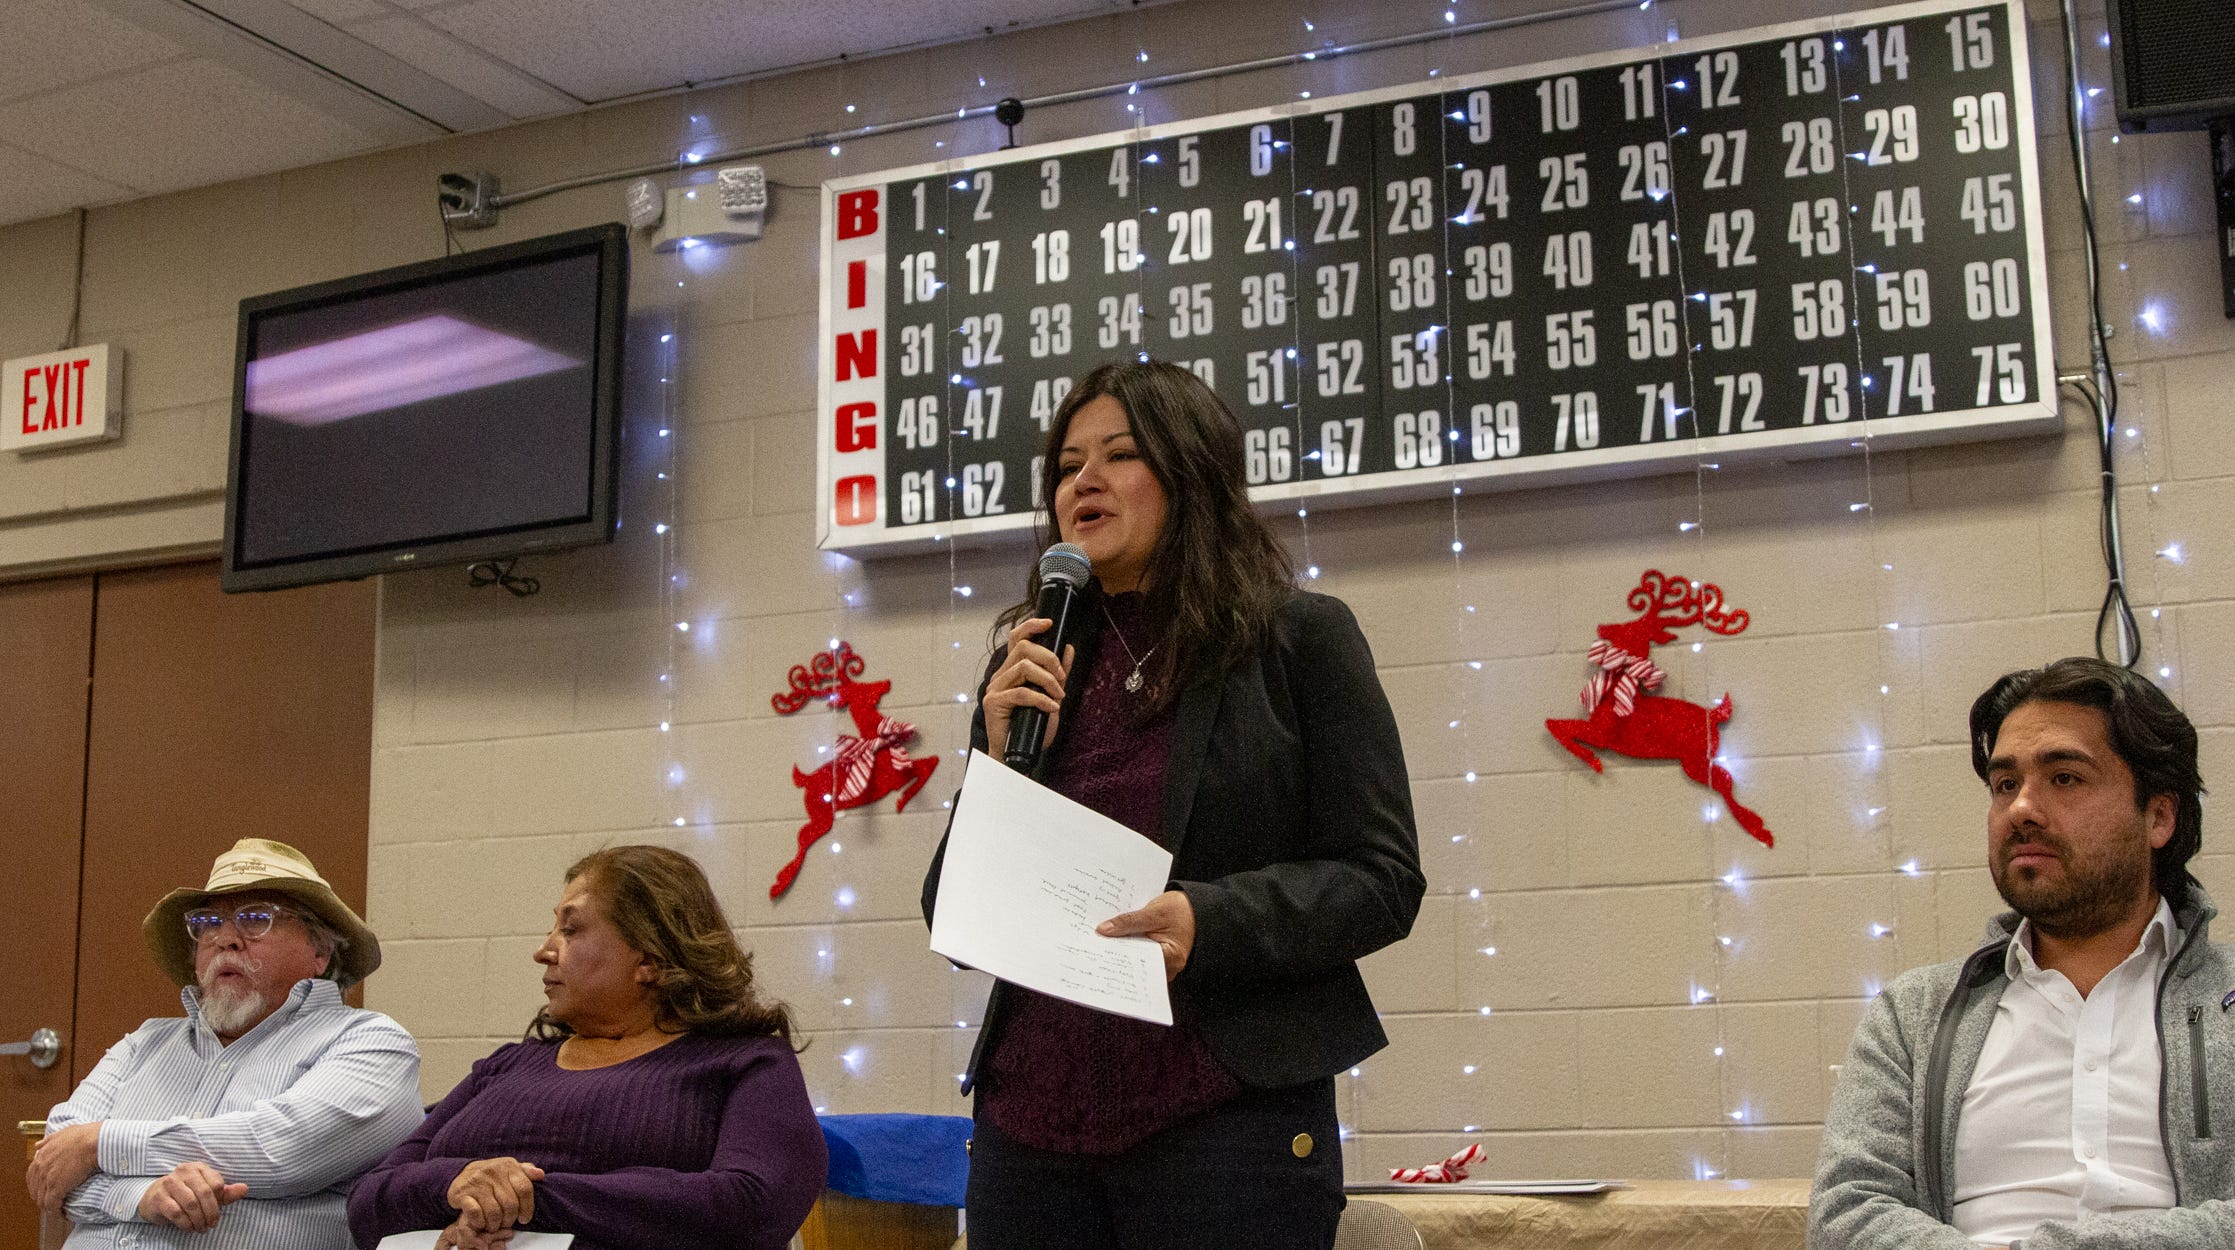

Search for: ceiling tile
xmin=0 ymin=58 xmax=380 ymax=197
xmin=416 ymin=0 xmax=1147 ymax=103
xmin=0 ymin=0 xmax=187 ymax=102
xmin=346 ymin=14 xmax=580 ymax=119
xmin=0 ymin=140 xmax=137 ymax=224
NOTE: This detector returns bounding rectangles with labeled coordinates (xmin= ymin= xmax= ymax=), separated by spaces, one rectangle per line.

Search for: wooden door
xmin=0 ymin=576 xmax=94 ymax=1250
xmin=73 ymin=563 xmax=377 ymax=1080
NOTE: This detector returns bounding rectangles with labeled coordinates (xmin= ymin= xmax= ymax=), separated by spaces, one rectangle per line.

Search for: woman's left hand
xmin=1098 ymin=890 xmax=1195 ymax=982
xmin=447 ymin=1157 xmax=543 ymax=1232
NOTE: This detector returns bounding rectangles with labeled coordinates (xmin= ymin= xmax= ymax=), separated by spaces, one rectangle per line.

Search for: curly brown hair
xmin=527 ymin=845 xmax=795 ymax=1045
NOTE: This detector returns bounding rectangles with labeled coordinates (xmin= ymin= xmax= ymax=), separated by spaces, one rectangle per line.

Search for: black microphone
xmin=1003 ymin=542 xmax=1092 ymax=772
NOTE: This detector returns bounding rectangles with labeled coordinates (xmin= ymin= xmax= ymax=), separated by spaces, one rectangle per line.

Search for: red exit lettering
xmin=836 ymin=190 xmax=880 ymax=240
xmin=20 ymin=359 xmax=88 ymax=434
xmin=834 ymin=475 xmax=877 ymax=526
xmin=834 ymin=330 xmax=877 ymax=382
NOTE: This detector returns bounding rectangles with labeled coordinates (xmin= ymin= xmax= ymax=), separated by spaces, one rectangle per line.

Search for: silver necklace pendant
xmin=1125 ymin=665 xmax=1145 ymax=694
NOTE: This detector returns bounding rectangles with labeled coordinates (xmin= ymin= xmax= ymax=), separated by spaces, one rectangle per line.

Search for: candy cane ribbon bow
xmin=832 ymin=716 xmax=917 ymax=804
xmin=1582 ymin=640 xmax=1664 ymax=718
xmin=1391 ymin=1141 xmax=1483 ymax=1184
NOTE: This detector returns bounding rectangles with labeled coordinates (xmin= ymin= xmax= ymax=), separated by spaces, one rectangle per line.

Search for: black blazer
xmin=922 ymin=585 xmax=1424 ymax=1091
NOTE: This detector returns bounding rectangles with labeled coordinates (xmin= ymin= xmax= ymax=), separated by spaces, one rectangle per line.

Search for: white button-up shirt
xmin=1953 ymin=899 xmax=2183 ymax=1245
xmin=47 ymin=978 xmax=423 ymax=1250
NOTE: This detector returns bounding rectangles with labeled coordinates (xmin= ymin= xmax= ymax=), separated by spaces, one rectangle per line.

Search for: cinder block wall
xmin=5 ymin=0 xmax=2231 ymax=1182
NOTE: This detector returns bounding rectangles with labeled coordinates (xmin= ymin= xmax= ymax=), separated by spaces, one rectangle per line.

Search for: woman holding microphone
xmin=922 ymin=359 xmax=1424 ymax=1250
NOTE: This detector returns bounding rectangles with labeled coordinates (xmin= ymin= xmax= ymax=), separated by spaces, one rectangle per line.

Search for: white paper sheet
xmin=376 ymin=1234 xmax=574 ymax=1249
xmin=930 ymin=749 xmax=1175 ymax=1025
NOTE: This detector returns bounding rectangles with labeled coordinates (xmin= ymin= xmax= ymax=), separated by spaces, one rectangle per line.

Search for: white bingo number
xmin=1791 ymin=280 xmax=1849 ymax=341
xmin=1702 ymin=210 xmax=1755 ymax=269
xmin=1167 ymin=206 xmax=1214 ymax=264
xmin=958 ymin=313 xmax=1004 ymax=367
xmin=1537 ymin=76 xmax=1580 ymax=132
xmin=897 ymin=471 xmax=937 ymax=525
xmin=1389 ymin=329 xmax=1440 ymax=390
xmin=1166 ymin=283 xmax=1213 ymax=338
xmin=1472 ymin=401 xmax=1520 ymax=458
xmin=1316 ymin=340 xmax=1366 ymax=396
xmin=1392 ymin=411 xmax=1445 ymax=469
xmin=1389 ymin=253 xmax=1438 ymax=310
xmin=959 ymin=461 xmax=1005 ymax=517
xmin=1874 ymin=270 xmax=1933 ymax=331
xmin=1625 ymin=300 xmax=1680 ymax=360
xmin=1240 ymin=273 xmax=1289 ymax=328
xmin=1244 ymin=427 xmax=1293 ymax=483
xmin=1097 ymin=294 xmax=1142 ymax=348
xmin=895 ymin=396 xmax=939 ymax=449
xmin=1319 ymin=418 xmax=1366 ymax=475
xmin=958 ymin=386 xmax=1002 ymax=441
xmin=1787 ymin=198 xmax=1842 ymax=257
xmin=1552 ymin=391 xmax=1600 ymax=451
xmin=1545 ymin=310 xmax=1596 ymax=370
xmin=1542 ymin=231 xmax=1593 ymax=289
xmin=1711 ymin=372 xmax=1765 ymax=433
xmin=1971 ymin=343 xmax=2027 ymax=404
xmin=1539 ymin=154 xmax=1589 ymax=212
xmin=1706 ymin=290 xmax=1758 ymax=350
xmin=1463 ymin=243 xmax=1514 ymax=300
xmin=1464 ymin=321 xmax=1516 ymax=379
xmin=1964 ymin=259 xmax=2023 ymax=320
xmin=1952 ymin=92 xmax=2011 ymax=153
xmin=1961 ymin=174 xmax=2018 ymax=233
xmin=1797 ymin=363 xmax=1852 ymax=423
xmin=1881 ymin=353 xmax=1937 ymax=415
xmin=1871 ymin=187 xmax=1926 ymax=246
xmin=1027 ymin=304 xmax=1071 ymax=357
xmin=1244 ymin=350 xmax=1287 ymax=407
xmin=1863 ymin=105 xmax=1920 ymax=165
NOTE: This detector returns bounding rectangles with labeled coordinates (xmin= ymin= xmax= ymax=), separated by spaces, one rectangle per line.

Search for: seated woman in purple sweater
xmin=347 ymin=846 xmax=826 ymax=1250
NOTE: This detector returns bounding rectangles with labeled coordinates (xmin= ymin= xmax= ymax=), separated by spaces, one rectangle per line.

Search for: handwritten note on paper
xmin=930 ymin=750 xmax=1175 ymax=1025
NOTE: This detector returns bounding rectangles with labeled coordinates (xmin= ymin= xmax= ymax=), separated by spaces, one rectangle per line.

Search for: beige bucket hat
xmin=142 ymin=838 xmax=381 ymax=989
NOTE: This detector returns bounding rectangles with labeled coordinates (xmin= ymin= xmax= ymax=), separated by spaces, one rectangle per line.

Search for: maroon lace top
xmin=977 ymin=591 xmax=1243 ymax=1154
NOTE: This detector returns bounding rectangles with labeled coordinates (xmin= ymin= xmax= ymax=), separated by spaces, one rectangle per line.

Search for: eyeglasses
xmin=184 ymin=904 xmax=298 ymax=944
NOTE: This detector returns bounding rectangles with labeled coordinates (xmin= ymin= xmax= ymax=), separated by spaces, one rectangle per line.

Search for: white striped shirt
xmin=47 ymin=978 xmax=423 ymax=1250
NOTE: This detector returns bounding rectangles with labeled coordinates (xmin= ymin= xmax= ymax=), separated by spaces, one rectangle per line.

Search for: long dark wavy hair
xmin=1969 ymin=657 xmax=2206 ymax=903
xmin=995 ymin=360 xmax=1294 ymax=713
xmin=528 ymin=845 xmax=795 ymax=1045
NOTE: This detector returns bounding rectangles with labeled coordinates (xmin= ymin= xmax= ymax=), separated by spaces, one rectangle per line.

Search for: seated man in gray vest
xmin=26 ymin=838 xmax=422 ymax=1249
xmin=1812 ymin=657 xmax=2234 ymax=1249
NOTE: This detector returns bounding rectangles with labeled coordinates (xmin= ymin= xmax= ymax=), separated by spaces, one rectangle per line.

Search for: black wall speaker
xmin=2107 ymin=0 xmax=2235 ymax=132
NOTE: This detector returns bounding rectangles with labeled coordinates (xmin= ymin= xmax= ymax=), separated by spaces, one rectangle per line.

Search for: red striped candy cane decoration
xmin=1389 ymin=1141 xmax=1483 ymax=1183
xmin=1582 ymin=639 xmax=1664 ymax=718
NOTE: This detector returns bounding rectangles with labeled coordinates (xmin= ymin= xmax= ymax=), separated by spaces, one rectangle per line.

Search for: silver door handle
xmin=0 ymin=1029 xmax=60 ymax=1069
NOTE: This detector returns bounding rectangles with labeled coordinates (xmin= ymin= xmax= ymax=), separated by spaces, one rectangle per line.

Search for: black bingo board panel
xmin=818 ymin=0 xmax=2055 ymax=554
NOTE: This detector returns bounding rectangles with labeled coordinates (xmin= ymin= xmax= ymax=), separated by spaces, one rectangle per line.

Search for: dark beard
xmin=1991 ymin=828 xmax=2154 ymax=940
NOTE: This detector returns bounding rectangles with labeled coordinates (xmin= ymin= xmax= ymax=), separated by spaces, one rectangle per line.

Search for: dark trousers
xmin=963 ymin=1078 xmax=1345 ymax=1250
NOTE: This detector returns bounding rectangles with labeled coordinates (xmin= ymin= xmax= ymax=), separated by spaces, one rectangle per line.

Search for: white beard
xmin=196 ymin=956 xmax=271 ymax=1037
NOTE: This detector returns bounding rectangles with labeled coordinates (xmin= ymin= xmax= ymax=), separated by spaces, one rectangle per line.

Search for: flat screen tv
xmin=221 ymin=222 xmax=628 ymax=592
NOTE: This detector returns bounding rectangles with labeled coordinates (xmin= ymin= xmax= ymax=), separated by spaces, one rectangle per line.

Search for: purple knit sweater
xmin=977 ymin=591 xmax=1243 ymax=1154
xmin=346 ymin=1032 xmax=825 ymax=1250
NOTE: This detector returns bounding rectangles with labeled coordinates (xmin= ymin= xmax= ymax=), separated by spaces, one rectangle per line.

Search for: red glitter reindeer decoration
xmin=769 ymin=642 xmax=939 ymax=899
xmin=1544 ymin=570 xmax=1772 ymax=847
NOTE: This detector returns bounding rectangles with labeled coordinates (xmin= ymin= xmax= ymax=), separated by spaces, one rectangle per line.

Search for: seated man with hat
xmin=27 ymin=838 xmax=423 ymax=1249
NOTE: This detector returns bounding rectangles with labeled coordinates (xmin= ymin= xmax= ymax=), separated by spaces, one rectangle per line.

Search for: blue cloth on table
xmin=817 ymin=1113 xmax=972 ymax=1207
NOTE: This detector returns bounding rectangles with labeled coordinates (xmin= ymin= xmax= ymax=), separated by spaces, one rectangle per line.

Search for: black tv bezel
xmin=220 ymin=221 xmax=629 ymax=594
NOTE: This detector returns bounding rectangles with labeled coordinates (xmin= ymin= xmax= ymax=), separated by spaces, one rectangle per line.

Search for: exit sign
xmin=3 ymin=344 xmax=122 ymax=453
